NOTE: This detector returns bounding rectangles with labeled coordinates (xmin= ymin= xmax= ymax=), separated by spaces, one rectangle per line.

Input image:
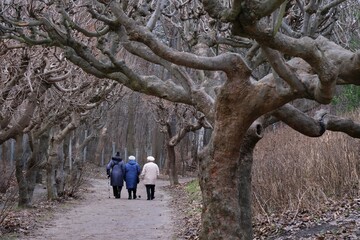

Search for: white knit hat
xmin=128 ymin=155 xmax=136 ymax=160
xmin=147 ymin=156 xmax=155 ymax=161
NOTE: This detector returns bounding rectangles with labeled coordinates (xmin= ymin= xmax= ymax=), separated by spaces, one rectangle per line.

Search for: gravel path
xmin=23 ymin=178 xmax=177 ymax=240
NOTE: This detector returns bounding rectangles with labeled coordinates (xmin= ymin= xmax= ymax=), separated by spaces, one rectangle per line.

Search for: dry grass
xmin=253 ymin=111 xmax=360 ymax=216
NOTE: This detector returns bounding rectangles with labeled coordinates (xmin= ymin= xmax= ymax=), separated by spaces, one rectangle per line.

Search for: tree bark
xmin=125 ymin=94 xmax=138 ymax=156
xmin=21 ymin=133 xmax=42 ymax=207
xmin=46 ymin=113 xmax=79 ymax=200
xmin=198 ymin=70 xmax=257 ymax=239
xmin=95 ymin=126 xmax=108 ymax=166
xmin=166 ymin=122 xmax=179 ymax=185
xmin=15 ymin=134 xmax=31 ymax=207
xmin=56 ymin=134 xmax=66 ymax=197
xmin=0 ymin=143 xmax=7 ymax=191
xmin=46 ymin=135 xmax=61 ymax=200
xmin=238 ymin=123 xmax=263 ymax=239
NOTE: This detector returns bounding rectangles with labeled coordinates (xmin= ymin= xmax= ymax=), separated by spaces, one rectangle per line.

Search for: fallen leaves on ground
xmin=165 ymin=182 xmax=201 ymax=240
xmin=0 ymin=201 xmax=58 ymax=236
xmin=253 ymin=197 xmax=360 ymax=239
xmin=0 ymin=189 xmax=85 ymax=238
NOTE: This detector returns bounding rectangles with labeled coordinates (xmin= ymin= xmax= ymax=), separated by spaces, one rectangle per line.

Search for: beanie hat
xmin=147 ymin=156 xmax=155 ymax=161
xmin=128 ymin=155 xmax=136 ymax=160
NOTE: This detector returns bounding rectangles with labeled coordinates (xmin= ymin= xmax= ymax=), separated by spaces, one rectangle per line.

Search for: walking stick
xmin=108 ymin=176 xmax=111 ymax=198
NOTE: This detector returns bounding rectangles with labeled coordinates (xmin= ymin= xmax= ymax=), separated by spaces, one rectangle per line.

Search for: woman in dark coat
xmin=124 ymin=155 xmax=141 ymax=199
xmin=106 ymin=152 xmax=125 ymax=198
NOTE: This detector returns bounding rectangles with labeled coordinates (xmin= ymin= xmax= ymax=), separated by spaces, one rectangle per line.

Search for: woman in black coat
xmin=106 ymin=152 xmax=125 ymax=198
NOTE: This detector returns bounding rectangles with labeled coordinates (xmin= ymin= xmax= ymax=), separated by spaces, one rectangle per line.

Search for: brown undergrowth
xmin=253 ymin=112 xmax=360 ymax=216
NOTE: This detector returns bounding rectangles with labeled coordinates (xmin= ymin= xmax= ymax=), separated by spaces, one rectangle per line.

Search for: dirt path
xmin=23 ymin=178 xmax=179 ymax=240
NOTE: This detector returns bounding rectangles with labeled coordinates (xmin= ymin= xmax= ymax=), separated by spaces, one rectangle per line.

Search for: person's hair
xmin=147 ymin=156 xmax=155 ymax=161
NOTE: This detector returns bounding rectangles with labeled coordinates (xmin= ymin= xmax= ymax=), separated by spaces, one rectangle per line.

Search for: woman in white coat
xmin=140 ymin=156 xmax=160 ymax=200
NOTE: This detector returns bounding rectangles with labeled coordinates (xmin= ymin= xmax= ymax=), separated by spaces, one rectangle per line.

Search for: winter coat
xmin=106 ymin=156 xmax=125 ymax=187
xmin=125 ymin=160 xmax=141 ymax=189
xmin=140 ymin=162 xmax=159 ymax=185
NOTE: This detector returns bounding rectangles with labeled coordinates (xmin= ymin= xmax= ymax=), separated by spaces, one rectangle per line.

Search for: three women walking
xmin=106 ymin=153 xmax=159 ymax=201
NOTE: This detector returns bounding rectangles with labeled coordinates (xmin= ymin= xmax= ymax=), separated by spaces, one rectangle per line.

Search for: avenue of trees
xmin=1 ymin=0 xmax=360 ymax=239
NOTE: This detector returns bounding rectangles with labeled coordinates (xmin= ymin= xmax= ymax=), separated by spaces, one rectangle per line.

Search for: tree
xmin=0 ymin=42 xmax=120 ymax=204
xmin=1 ymin=0 xmax=360 ymax=239
xmin=151 ymin=99 xmax=211 ymax=185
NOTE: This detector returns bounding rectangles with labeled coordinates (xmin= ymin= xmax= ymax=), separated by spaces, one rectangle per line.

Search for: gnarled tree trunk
xmin=198 ymin=70 xmax=260 ymax=239
xmin=166 ymin=122 xmax=179 ymax=186
xmin=46 ymin=113 xmax=79 ymax=200
xmin=15 ymin=133 xmax=30 ymax=207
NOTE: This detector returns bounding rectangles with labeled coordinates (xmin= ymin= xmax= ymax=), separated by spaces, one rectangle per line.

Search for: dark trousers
xmin=127 ymin=188 xmax=137 ymax=199
xmin=113 ymin=186 xmax=122 ymax=198
xmin=145 ymin=184 xmax=155 ymax=200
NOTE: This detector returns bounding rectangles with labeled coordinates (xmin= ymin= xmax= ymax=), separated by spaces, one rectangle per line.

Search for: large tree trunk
xmin=15 ymin=133 xmax=43 ymax=208
xmin=166 ymin=123 xmax=179 ymax=186
xmin=46 ymin=113 xmax=79 ymax=200
xmin=199 ymin=142 xmax=246 ymax=239
xmin=199 ymin=125 xmax=261 ymax=239
xmin=18 ymin=132 xmax=44 ymax=207
xmin=46 ymin=136 xmax=61 ymax=200
xmin=36 ymin=129 xmax=50 ymax=184
xmin=69 ymin=131 xmax=94 ymax=189
xmin=167 ymin=144 xmax=179 ymax=185
xmin=15 ymin=133 xmax=31 ymax=207
xmin=56 ymin=135 xmax=66 ymax=197
xmin=95 ymin=126 xmax=108 ymax=166
xmin=238 ymin=124 xmax=263 ymax=239
xmin=1 ymin=143 xmax=8 ymax=188
xmin=125 ymin=94 xmax=138 ymax=156
xmin=198 ymin=73 xmax=258 ymax=239
xmin=152 ymin=125 xmax=165 ymax=168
